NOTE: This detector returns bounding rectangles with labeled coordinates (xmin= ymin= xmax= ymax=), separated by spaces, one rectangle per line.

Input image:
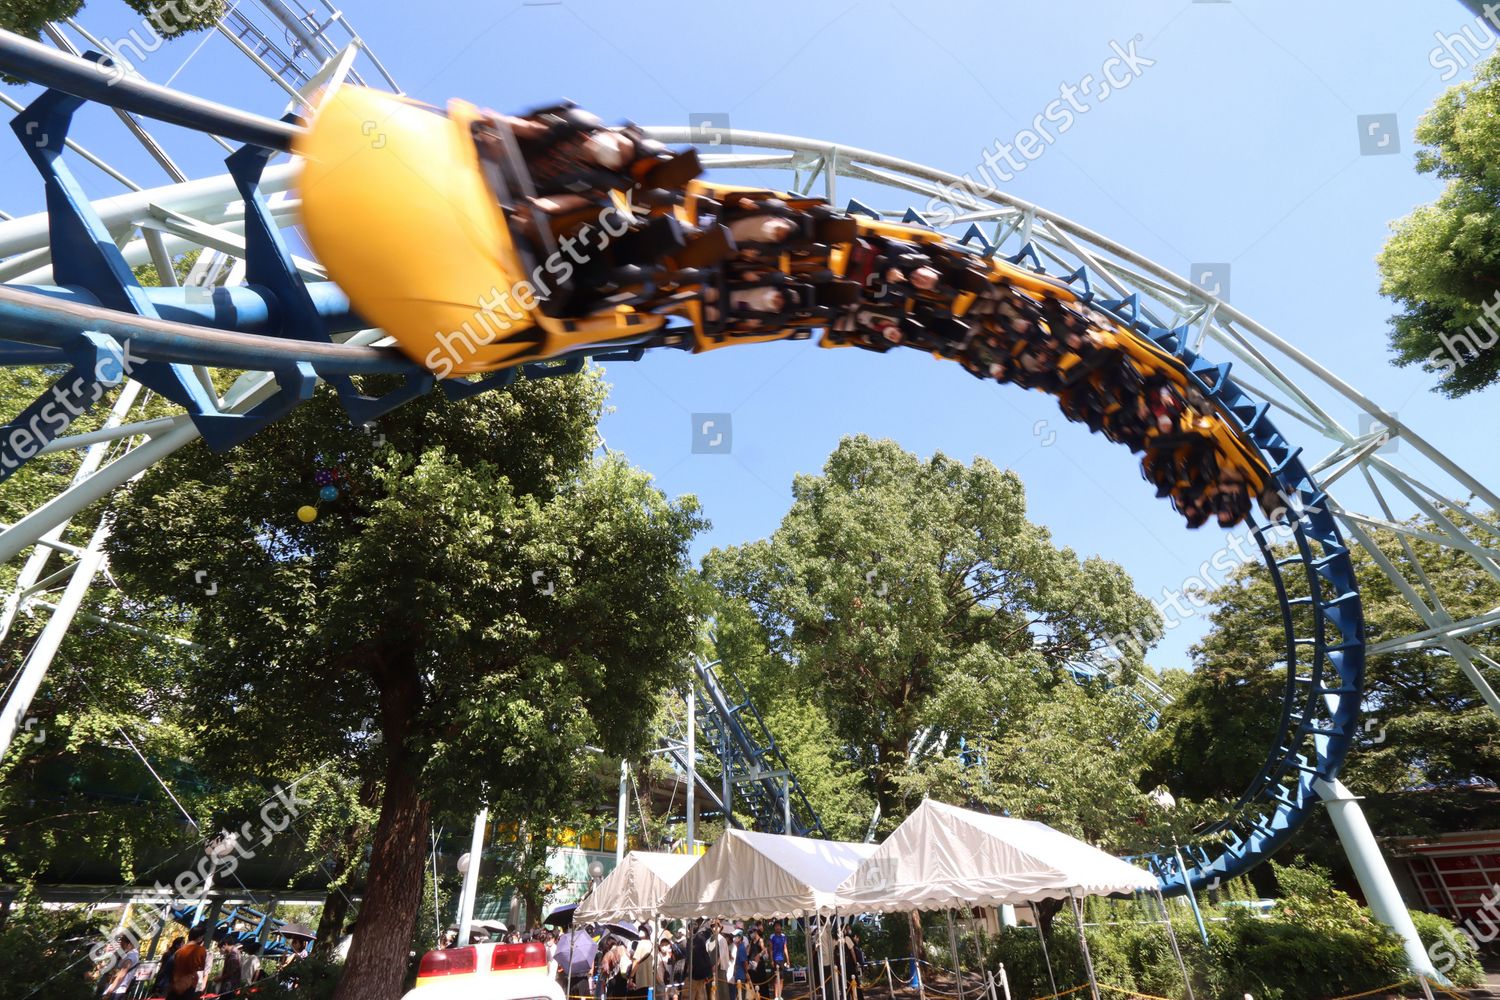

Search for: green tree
xmin=759 ymin=698 xmax=874 ymax=841
xmin=103 ymin=371 xmax=706 ymax=1000
xmin=1378 ymin=52 xmax=1500 ymax=397
xmin=703 ymin=435 xmax=1161 ymax=822
xmin=1 ymin=0 xmax=224 ymax=41
xmin=0 ymin=895 xmax=108 ymax=1000
xmin=961 ymin=683 xmax=1160 ymax=848
xmin=1148 ymin=512 xmax=1500 ymax=802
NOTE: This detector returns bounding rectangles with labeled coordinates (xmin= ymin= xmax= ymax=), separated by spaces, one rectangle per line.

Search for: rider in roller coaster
xmin=469 ymin=101 xmax=1272 ymax=530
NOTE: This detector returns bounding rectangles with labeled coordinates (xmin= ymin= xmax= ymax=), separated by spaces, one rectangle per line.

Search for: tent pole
xmin=1067 ymin=890 xmax=1099 ymax=1000
xmin=912 ymin=911 xmax=925 ymax=1000
xmin=1152 ymin=889 xmax=1194 ymax=1000
xmin=815 ymin=919 xmax=828 ymax=1000
xmin=1032 ymin=911 xmax=1058 ymax=1000
xmin=837 ymin=918 xmax=850 ymax=1000
xmin=944 ymin=909 xmax=964 ymax=1000
xmin=970 ymin=910 xmax=990 ymax=1000
xmin=430 ymin=824 xmax=444 ymax=942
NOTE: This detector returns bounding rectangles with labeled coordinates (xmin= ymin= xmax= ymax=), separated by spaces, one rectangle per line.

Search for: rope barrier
xmin=1092 ymin=980 xmax=1421 ymax=1000
xmin=1032 ymin=985 xmax=1092 ymax=1000
xmin=1322 ymin=982 xmax=1416 ymax=1000
xmin=630 ymin=957 xmax=1438 ymax=1000
xmin=1097 ymin=983 xmax=1176 ymax=1000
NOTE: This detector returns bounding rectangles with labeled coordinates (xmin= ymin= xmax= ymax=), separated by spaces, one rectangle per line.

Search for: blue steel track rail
xmin=0 ymin=29 xmax=1365 ymax=896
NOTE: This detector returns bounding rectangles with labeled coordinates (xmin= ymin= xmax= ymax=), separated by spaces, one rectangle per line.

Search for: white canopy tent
xmin=657 ymin=829 xmax=878 ymax=920
xmin=574 ymin=850 xmax=701 ymax=923
xmin=837 ymin=799 xmax=1182 ymax=1000
xmin=838 ymin=798 xmax=1158 ymax=910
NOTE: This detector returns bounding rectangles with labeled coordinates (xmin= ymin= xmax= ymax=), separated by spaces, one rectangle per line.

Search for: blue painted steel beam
xmin=0 ymin=284 xmax=415 ymax=375
xmin=11 ymin=282 xmax=363 ymax=337
xmin=0 ymin=331 xmax=123 ymax=482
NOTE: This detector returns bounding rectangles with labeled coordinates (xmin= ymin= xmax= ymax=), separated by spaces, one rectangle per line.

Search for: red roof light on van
xmin=492 ymin=941 xmax=548 ymax=971
xmin=419 ymin=947 xmax=478 ymax=978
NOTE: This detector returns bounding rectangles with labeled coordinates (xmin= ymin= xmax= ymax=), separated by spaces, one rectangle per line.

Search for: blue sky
xmin=3 ymin=0 xmax=1497 ymax=671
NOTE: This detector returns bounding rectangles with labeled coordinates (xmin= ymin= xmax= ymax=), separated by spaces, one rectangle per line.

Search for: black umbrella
xmin=276 ymin=923 xmax=317 ymax=941
xmin=544 ymin=903 xmax=577 ymax=929
xmin=604 ymin=922 xmax=641 ymax=942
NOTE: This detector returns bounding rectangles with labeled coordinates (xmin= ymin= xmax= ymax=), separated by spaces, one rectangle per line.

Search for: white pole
xmin=457 ymin=808 xmax=488 ymax=946
xmin=0 ymin=380 xmax=142 ymax=647
xmin=686 ymin=683 xmax=696 ymax=850
xmin=618 ymin=759 xmax=630 ymax=862
xmin=1315 ymin=778 xmax=1444 ymax=985
xmin=840 ymin=917 xmax=852 ymax=1000
xmin=997 ymin=965 xmax=1011 ymax=1000
xmin=431 ymin=826 xmax=444 ymax=941
xmin=822 ymin=917 xmax=834 ymax=1000
xmin=1153 ymin=889 xmax=1195 ymax=1000
xmin=1033 ymin=913 xmax=1057 ymax=1000
xmin=944 ymin=910 xmax=964 ymax=1000
xmin=0 ymin=516 xmax=110 ymax=762
xmin=1068 ymin=891 xmax=1099 ymax=1000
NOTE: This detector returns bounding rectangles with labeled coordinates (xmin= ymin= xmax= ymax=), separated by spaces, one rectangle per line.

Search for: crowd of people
xmin=99 ymin=919 xmax=300 ymax=998
xmin=473 ymin=102 xmax=1276 ymax=531
xmin=546 ymin=917 xmax=863 ymax=1000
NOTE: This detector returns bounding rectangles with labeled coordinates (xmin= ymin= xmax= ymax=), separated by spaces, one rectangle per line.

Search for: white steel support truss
xmin=0 ymin=13 xmax=393 ymax=761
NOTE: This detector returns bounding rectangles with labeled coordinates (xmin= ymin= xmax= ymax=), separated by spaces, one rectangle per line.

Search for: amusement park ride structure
xmin=0 ymin=3 xmax=1493 ymax=983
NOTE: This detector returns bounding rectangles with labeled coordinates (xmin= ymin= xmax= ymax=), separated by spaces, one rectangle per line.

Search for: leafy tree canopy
xmin=704 ymin=435 xmax=1162 ymax=834
xmin=101 ymin=369 xmax=706 ymax=1000
xmin=1378 ymin=53 xmax=1500 ymax=396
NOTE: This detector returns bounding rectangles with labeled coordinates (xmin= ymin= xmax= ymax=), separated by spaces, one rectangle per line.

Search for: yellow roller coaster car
xmin=296 ymin=87 xmax=663 ymax=377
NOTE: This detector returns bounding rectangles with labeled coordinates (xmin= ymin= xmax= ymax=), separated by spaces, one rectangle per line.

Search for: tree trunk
xmin=523 ymin=888 xmax=544 ymax=932
xmin=315 ymin=889 xmax=352 ymax=957
xmin=907 ymin=911 xmax=924 ymax=964
xmin=315 ymin=780 xmax=381 ymax=957
xmin=334 ymin=678 xmax=430 ymax=1000
xmin=1034 ymin=897 xmax=1062 ymax=938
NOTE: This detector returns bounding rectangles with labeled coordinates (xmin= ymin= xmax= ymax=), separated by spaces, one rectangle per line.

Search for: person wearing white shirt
xmin=104 ymin=935 xmax=141 ymax=997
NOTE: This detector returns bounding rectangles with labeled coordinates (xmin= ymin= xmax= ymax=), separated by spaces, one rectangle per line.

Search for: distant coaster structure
xmin=0 ymin=17 xmax=1494 ymax=981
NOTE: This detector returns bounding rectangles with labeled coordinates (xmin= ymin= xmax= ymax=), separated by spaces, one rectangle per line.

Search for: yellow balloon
xmin=297 ymin=505 xmax=318 ymax=523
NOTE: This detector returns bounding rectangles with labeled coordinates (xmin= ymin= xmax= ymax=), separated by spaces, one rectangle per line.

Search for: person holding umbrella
xmin=557 ymin=923 xmax=599 ymax=999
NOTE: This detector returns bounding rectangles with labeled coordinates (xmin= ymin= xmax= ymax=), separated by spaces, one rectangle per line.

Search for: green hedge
xmin=970 ymin=864 xmax=1481 ymax=1000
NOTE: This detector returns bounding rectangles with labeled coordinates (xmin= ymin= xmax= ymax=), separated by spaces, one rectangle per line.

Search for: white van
xmin=403 ymin=941 xmax=567 ymax=1000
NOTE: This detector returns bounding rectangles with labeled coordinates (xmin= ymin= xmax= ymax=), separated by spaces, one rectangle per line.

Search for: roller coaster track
xmin=0 ymin=28 xmax=1493 ymax=940
xmin=658 ymin=657 xmax=827 ymax=839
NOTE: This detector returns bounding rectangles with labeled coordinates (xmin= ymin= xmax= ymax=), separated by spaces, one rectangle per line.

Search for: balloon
xmin=319 ymin=485 xmax=339 ymax=501
xmin=297 ymin=505 xmax=318 ymax=523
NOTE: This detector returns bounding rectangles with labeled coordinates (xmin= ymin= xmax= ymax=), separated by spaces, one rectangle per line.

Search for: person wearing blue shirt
xmin=731 ymin=930 xmax=749 ymax=1000
xmin=768 ymin=922 xmax=788 ymax=1000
